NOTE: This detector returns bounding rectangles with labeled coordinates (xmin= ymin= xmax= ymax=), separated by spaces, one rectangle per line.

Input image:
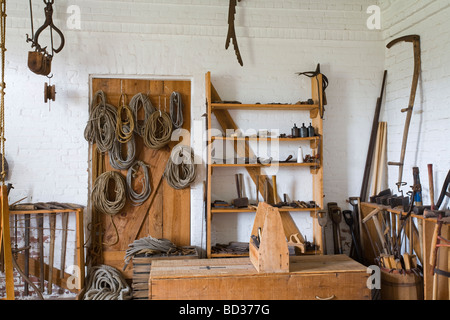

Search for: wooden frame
xmin=7 ymin=208 xmax=85 ymax=295
xmin=205 ymin=71 xmax=325 ymax=258
xmin=360 ymin=202 xmax=449 ymax=300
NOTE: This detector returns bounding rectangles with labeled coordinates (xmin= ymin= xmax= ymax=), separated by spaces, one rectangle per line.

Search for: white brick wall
xmin=14 ymin=2 xmax=450 ymax=296
xmin=381 ymin=0 xmax=450 ymax=206
xmin=2 ymin=1 xmax=385 ymax=260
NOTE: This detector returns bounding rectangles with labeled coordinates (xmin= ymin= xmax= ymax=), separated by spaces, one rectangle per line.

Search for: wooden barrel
xmin=380 ymin=268 xmax=424 ymax=300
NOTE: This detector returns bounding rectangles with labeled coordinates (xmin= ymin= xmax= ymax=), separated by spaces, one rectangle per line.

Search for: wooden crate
xmin=149 ymin=255 xmax=370 ymax=300
xmin=132 ymin=247 xmax=198 ymax=300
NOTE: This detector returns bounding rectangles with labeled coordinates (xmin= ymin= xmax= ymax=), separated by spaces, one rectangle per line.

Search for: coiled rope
xmin=91 ymin=171 xmax=127 ymax=246
xmin=115 ymin=94 xmax=135 ymax=144
xmin=129 ymin=93 xmax=155 ymax=137
xmin=83 ymin=264 xmax=132 ymax=300
xmin=164 ymin=145 xmax=197 ymax=190
xmin=84 ymin=91 xmax=117 ymax=153
xmin=170 ymin=91 xmax=184 ymax=129
xmin=143 ymin=110 xmax=173 ymax=149
xmin=126 ymin=160 xmax=151 ymax=206
xmin=108 ymin=125 xmax=136 ymax=170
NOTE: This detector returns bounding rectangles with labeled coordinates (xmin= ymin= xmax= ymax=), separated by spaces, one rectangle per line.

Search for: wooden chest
xmin=149 ymin=254 xmax=370 ymax=300
xmin=132 ymin=248 xmax=198 ymax=300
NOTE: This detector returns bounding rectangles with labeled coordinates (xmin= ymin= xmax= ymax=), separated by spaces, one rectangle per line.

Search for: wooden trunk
xmin=149 ymin=255 xmax=370 ymax=300
xmin=131 ymin=247 xmax=198 ymax=300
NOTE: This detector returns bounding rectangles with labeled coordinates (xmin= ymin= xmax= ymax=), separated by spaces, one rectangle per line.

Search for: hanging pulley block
xmin=28 ymin=51 xmax=52 ymax=76
xmin=44 ymin=82 xmax=56 ymax=103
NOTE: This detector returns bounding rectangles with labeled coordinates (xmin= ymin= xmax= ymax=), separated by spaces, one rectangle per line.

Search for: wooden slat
xmin=211 ymin=103 xmax=319 ymax=111
xmin=15 ymin=253 xmax=79 ymax=293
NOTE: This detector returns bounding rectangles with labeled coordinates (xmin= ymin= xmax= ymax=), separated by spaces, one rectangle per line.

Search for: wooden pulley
xmin=44 ymin=82 xmax=56 ymax=103
xmin=28 ymin=51 xmax=52 ymax=76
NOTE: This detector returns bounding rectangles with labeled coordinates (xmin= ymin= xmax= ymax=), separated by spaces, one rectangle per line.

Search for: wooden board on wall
xmin=90 ymin=78 xmax=192 ymax=277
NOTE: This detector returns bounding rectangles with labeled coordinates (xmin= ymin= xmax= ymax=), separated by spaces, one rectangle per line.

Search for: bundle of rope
xmin=129 ymin=93 xmax=155 ymax=137
xmin=143 ymin=110 xmax=173 ymax=149
xmin=115 ymin=94 xmax=135 ymax=144
xmin=84 ymin=90 xmax=117 ymax=153
xmin=164 ymin=145 xmax=197 ymax=190
xmin=91 ymin=171 xmax=127 ymax=246
xmin=170 ymin=91 xmax=184 ymax=129
xmin=83 ymin=264 xmax=132 ymax=300
xmin=126 ymin=160 xmax=151 ymax=206
xmin=109 ymin=125 xmax=136 ymax=170
xmin=123 ymin=235 xmax=196 ymax=270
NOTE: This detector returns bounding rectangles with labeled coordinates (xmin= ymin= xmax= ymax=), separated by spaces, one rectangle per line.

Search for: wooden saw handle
xmin=428 ymin=164 xmax=435 ymax=210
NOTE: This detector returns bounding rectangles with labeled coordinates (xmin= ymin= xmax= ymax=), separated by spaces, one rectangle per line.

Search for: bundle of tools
xmin=365 ymin=165 xmax=450 ymax=281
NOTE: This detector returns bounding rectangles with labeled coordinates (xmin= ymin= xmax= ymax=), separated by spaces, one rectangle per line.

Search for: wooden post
xmin=0 ymin=185 xmax=14 ymax=300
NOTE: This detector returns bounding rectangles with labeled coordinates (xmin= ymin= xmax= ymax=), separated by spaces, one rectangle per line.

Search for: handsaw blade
xmin=225 ymin=0 xmax=243 ymax=66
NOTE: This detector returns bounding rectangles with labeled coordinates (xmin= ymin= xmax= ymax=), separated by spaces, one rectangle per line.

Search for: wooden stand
xmin=249 ymin=202 xmax=289 ymax=273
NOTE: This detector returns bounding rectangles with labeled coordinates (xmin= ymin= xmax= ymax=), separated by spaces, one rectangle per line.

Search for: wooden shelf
xmin=211 ymin=162 xmax=320 ymax=168
xmin=211 ymin=103 xmax=319 ymax=111
xmin=211 ymin=136 xmax=319 ymax=142
xmin=205 ymin=71 xmax=325 ymax=259
xmin=211 ymin=207 xmax=321 ymax=213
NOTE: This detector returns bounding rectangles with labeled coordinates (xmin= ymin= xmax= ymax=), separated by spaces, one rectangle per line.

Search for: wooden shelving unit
xmin=205 ymin=71 xmax=325 ymax=258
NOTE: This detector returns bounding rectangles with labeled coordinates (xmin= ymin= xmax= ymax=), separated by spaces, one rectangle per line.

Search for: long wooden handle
xmin=428 ymin=164 xmax=435 ymax=210
xmin=272 ymin=176 xmax=278 ymax=204
xmin=235 ymin=174 xmax=241 ymax=198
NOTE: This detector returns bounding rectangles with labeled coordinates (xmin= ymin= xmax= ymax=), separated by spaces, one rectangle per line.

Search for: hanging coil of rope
xmin=164 ymin=144 xmax=197 ymax=190
xmin=82 ymin=264 xmax=132 ymax=300
xmin=92 ymin=171 xmax=127 ymax=215
xmin=115 ymin=94 xmax=135 ymax=144
xmin=129 ymin=93 xmax=155 ymax=137
xmin=108 ymin=125 xmax=136 ymax=170
xmin=126 ymin=160 xmax=151 ymax=206
xmin=84 ymin=90 xmax=117 ymax=153
xmin=91 ymin=171 xmax=127 ymax=246
xmin=170 ymin=91 xmax=184 ymax=129
xmin=143 ymin=110 xmax=173 ymax=149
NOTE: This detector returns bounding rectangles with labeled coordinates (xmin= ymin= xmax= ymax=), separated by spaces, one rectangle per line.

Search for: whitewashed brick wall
xmin=13 ymin=1 xmax=450 ymax=298
xmin=2 ymin=1 xmax=385 ymax=263
xmin=381 ymin=0 xmax=450 ymax=206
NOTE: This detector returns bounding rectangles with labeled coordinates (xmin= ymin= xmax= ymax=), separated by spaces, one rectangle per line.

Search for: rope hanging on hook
xmin=91 ymin=171 xmax=127 ymax=246
xmin=164 ymin=145 xmax=197 ymax=190
xmin=108 ymin=125 xmax=136 ymax=170
xmin=143 ymin=110 xmax=173 ymax=149
xmin=126 ymin=160 xmax=151 ymax=206
xmin=115 ymin=94 xmax=135 ymax=144
xmin=129 ymin=93 xmax=155 ymax=137
xmin=0 ymin=0 xmax=6 ymax=184
xmin=170 ymin=91 xmax=184 ymax=129
xmin=84 ymin=90 xmax=117 ymax=153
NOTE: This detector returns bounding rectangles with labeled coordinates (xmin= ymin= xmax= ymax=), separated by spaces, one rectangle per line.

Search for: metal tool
xmin=317 ymin=211 xmax=328 ymax=255
xmin=343 ymin=210 xmax=362 ymax=262
xmin=26 ymin=0 xmax=65 ymax=76
xmin=386 ymin=35 xmax=421 ymax=194
xmin=328 ymin=203 xmax=343 ymax=254
xmin=232 ymin=173 xmax=248 ymax=208
xmin=225 ymin=0 xmax=243 ymax=66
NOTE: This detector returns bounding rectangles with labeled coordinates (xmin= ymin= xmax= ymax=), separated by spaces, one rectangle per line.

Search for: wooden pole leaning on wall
xmin=0 ymin=184 xmax=14 ymax=300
